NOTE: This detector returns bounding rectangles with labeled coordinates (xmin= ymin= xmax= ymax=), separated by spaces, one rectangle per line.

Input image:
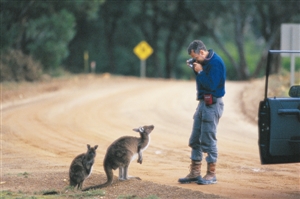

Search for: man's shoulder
xmin=211 ymin=52 xmax=225 ymax=65
xmin=211 ymin=51 xmax=221 ymax=60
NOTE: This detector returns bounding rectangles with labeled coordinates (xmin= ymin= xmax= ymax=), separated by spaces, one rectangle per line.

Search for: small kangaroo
xmin=69 ymin=144 xmax=98 ymax=190
xmin=82 ymin=125 xmax=154 ymax=191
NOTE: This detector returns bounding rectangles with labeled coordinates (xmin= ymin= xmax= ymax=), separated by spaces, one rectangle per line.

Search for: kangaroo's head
xmin=132 ymin=125 xmax=154 ymax=136
xmin=86 ymin=144 xmax=98 ymax=159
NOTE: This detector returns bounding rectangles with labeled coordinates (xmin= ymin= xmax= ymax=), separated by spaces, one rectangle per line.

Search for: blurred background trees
xmin=1 ymin=0 xmax=299 ymax=81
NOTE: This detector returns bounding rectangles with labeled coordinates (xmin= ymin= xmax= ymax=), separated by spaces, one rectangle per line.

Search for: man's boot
xmin=197 ymin=162 xmax=217 ymax=185
xmin=178 ymin=160 xmax=201 ymax=184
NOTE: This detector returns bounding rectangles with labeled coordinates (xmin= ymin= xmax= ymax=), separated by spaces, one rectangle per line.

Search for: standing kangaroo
xmin=82 ymin=125 xmax=154 ymax=191
xmin=69 ymin=144 xmax=98 ymax=190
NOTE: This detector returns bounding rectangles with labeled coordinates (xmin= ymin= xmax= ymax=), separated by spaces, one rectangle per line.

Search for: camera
xmin=187 ymin=58 xmax=196 ymax=68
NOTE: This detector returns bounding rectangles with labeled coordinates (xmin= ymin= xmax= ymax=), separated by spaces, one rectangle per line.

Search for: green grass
xmin=17 ymin=172 xmax=30 ymax=178
xmin=282 ymin=57 xmax=300 ymax=71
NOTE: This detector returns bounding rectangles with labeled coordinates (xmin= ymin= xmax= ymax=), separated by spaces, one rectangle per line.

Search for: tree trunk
xmin=252 ymin=27 xmax=280 ymax=78
xmin=206 ymin=24 xmax=240 ymax=80
xmin=233 ymin=2 xmax=249 ymax=80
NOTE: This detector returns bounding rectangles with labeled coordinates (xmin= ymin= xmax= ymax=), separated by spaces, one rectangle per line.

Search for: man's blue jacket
xmin=195 ymin=50 xmax=226 ymax=100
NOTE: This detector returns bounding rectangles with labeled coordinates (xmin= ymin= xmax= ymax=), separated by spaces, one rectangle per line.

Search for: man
xmin=178 ymin=40 xmax=226 ymax=185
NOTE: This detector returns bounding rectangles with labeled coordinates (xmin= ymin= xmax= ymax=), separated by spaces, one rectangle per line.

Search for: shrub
xmin=1 ymin=49 xmax=42 ymax=82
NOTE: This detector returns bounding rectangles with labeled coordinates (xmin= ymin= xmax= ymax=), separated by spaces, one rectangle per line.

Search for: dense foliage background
xmin=1 ymin=0 xmax=299 ymax=81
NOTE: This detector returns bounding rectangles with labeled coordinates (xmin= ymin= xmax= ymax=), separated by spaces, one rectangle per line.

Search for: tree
xmin=2 ymin=0 xmax=299 ymax=80
xmin=188 ymin=1 xmax=254 ymax=80
xmin=100 ymin=0 xmax=131 ymax=73
xmin=131 ymin=0 xmax=164 ymax=77
xmin=162 ymin=1 xmax=195 ymax=78
xmin=189 ymin=0 xmax=300 ymax=80
xmin=1 ymin=0 xmax=102 ymax=72
xmin=252 ymin=0 xmax=300 ymax=77
xmin=231 ymin=1 xmax=252 ymax=80
xmin=26 ymin=10 xmax=75 ymax=70
xmin=130 ymin=0 xmax=196 ymax=78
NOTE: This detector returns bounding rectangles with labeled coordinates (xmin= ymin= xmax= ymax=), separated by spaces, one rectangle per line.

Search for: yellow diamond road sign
xmin=133 ymin=41 xmax=153 ymax=60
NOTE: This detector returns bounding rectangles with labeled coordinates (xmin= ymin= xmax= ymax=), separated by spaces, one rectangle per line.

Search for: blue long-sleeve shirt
xmin=195 ymin=50 xmax=226 ymax=100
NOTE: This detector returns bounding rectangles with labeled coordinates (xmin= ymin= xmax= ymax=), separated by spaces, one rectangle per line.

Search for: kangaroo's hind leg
xmin=118 ymin=165 xmax=133 ymax=180
xmin=118 ymin=165 xmax=130 ymax=180
xmin=125 ymin=165 xmax=141 ymax=180
xmin=123 ymin=165 xmax=129 ymax=179
xmin=78 ymin=181 xmax=83 ymax=190
xmin=119 ymin=166 xmax=125 ymax=180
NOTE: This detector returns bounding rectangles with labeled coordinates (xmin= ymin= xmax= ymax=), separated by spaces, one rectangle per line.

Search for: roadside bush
xmin=26 ymin=9 xmax=75 ymax=71
xmin=0 ymin=49 xmax=42 ymax=82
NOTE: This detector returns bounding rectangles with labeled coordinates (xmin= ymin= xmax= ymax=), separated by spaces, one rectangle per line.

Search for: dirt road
xmin=1 ymin=75 xmax=299 ymax=198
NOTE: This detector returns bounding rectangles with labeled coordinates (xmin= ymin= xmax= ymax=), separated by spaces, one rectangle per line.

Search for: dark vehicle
xmin=258 ymin=50 xmax=300 ymax=164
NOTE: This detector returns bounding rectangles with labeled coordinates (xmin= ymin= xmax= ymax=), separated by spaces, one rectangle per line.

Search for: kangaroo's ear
xmin=132 ymin=128 xmax=139 ymax=132
xmin=133 ymin=127 xmax=144 ymax=133
xmin=94 ymin=145 xmax=98 ymax=150
xmin=87 ymin=144 xmax=91 ymax=149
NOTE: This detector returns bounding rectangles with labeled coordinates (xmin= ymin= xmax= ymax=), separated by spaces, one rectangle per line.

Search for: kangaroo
xmin=69 ymin=144 xmax=98 ymax=190
xmin=82 ymin=125 xmax=154 ymax=191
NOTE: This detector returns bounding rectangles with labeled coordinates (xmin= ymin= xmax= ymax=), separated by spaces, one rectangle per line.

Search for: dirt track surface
xmin=1 ymin=74 xmax=299 ymax=199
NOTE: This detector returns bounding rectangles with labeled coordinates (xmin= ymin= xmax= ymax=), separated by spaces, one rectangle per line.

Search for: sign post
xmin=133 ymin=41 xmax=153 ymax=78
xmin=280 ymin=24 xmax=300 ymax=86
xmin=84 ymin=50 xmax=89 ymax=73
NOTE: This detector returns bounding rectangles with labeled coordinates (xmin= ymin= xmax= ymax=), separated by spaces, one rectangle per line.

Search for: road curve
xmin=2 ymin=76 xmax=299 ymax=199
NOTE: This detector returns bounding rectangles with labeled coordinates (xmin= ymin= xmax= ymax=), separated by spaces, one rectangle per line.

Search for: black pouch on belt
xmin=204 ymin=94 xmax=217 ymax=105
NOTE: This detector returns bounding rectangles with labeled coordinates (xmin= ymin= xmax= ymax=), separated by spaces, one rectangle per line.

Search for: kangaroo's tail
xmin=82 ymin=164 xmax=113 ymax=191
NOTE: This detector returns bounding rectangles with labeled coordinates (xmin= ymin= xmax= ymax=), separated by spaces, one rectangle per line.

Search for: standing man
xmin=178 ymin=40 xmax=226 ymax=185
